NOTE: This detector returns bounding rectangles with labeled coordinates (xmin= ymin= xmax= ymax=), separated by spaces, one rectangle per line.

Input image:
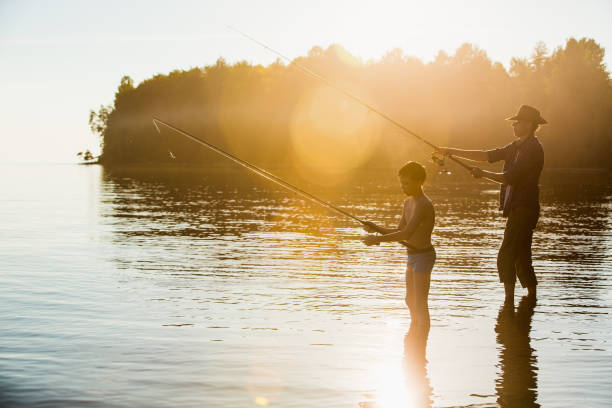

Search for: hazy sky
xmin=1 ymin=0 xmax=610 ymax=163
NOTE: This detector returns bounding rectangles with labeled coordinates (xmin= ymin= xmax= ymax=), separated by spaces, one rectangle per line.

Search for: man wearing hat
xmin=439 ymin=105 xmax=546 ymax=304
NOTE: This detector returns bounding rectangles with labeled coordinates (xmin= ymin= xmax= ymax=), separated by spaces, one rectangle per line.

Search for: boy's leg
xmin=407 ymin=251 xmax=435 ymax=328
xmin=413 ymin=270 xmax=431 ymax=330
xmin=405 ymin=265 xmax=416 ymax=323
xmin=409 ymin=252 xmax=434 ymax=329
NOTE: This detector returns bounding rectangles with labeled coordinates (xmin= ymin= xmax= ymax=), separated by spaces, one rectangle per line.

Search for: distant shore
xmin=91 ymin=161 xmax=611 ymax=174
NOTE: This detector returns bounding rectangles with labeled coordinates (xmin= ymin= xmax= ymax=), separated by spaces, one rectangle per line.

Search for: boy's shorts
xmin=407 ymin=247 xmax=436 ymax=274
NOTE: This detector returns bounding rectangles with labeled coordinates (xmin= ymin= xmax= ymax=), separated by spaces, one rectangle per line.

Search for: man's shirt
xmin=487 ymin=135 xmax=544 ymax=217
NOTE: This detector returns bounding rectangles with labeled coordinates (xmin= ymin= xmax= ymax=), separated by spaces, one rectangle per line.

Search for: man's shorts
xmin=498 ymin=206 xmax=539 ymax=287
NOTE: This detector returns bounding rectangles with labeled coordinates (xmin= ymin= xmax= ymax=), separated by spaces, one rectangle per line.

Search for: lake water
xmin=1 ymin=163 xmax=611 ymax=407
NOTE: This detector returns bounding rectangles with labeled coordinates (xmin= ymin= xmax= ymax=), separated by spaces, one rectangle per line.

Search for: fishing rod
xmin=227 ymin=25 xmax=472 ymax=172
xmin=152 ymin=117 xmax=415 ymax=249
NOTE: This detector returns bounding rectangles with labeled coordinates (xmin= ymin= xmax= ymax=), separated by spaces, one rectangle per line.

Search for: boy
xmin=362 ymin=161 xmax=436 ymax=330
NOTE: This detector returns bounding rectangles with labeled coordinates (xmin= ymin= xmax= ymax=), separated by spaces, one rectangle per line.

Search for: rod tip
xmin=152 ymin=119 xmax=161 ymax=133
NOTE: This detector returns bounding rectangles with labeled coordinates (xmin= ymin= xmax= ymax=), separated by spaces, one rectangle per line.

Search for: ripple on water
xmin=1 ymin=164 xmax=610 ymax=407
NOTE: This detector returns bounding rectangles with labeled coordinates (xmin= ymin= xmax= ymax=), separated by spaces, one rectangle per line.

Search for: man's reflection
xmin=495 ymin=296 xmax=539 ymax=407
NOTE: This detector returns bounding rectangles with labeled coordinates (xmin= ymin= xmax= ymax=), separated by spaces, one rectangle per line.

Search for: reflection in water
xmin=402 ymin=326 xmax=433 ymax=408
xmin=2 ymin=164 xmax=610 ymax=407
xmin=495 ymin=296 xmax=538 ymax=407
xmin=361 ymin=327 xmax=432 ymax=408
xmin=97 ymin=166 xmax=610 ymax=407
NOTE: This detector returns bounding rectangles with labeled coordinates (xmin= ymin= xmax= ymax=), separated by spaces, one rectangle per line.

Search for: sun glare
xmin=254 ymin=396 xmax=269 ymax=406
xmin=289 ymin=86 xmax=381 ymax=185
xmin=373 ymin=357 xmax=432 ymax=408
xmin=375 ymin=362 xmax=416 ymax=408
xmin=247 ymin=365 xmax=284 ymax=407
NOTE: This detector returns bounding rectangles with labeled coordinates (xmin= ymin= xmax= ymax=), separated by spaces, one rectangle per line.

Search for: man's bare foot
xmin=527 ymin=286 xmax=537 ymax=299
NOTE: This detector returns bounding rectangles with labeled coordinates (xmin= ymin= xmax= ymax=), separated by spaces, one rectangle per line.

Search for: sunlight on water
xmin=1 ymin=163 xmax=610 ymax=407
xmin=372 ymin=362 xmax=426 ymax=408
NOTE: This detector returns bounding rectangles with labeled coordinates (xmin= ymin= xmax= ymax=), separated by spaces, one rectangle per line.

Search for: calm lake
xmin=1 ymin=163 xmax=611 ymax=407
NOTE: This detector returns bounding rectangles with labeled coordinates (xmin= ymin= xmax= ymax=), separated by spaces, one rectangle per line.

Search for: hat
xmin=506 ymin=105 xmax=547 ymax=125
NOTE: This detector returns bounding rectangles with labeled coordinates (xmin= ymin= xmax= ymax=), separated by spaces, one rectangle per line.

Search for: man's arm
xmin=471 ymin=168 xmax=505 ymax=184
xmin=472 ymin=146 xmax=542 ymax=185
xmin=438 ymin=147 xmax=489 ymax=162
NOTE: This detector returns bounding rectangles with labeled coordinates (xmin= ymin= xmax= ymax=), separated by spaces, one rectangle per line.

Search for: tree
xmin=89 ymin=38 xmax=612 ymax=170
xmin=76 ymin=149 xmax=95 ymax=162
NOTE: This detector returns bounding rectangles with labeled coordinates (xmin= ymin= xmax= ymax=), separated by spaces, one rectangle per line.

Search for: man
xmin=362 ymin=161 xmax=436 ymax=330
xmin=439 ymin=105 xmax=546 ymax=304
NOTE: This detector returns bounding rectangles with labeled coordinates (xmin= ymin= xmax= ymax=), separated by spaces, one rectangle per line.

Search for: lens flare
xmin=290 ymin=86 xmax=381 ymax=185
xmin=247 ymin=366 xmax=284 ymax=407
xmin=254 ymin=396 xmax=269 ymax=406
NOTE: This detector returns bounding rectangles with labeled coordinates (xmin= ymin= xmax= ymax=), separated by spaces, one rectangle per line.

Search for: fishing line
xmin=227 ymin=25 xmax=471 ymax=173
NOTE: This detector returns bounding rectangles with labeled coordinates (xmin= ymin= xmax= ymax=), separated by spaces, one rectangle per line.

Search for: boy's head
xmin=398 ymin=161 xmax=426 ymax=196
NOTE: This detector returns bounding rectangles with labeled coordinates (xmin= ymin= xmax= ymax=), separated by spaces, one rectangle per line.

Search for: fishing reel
xmin=431 ymin=152 xmax=445 ymax=166
xmin=431 ymin=151 xmax=452 ymax=175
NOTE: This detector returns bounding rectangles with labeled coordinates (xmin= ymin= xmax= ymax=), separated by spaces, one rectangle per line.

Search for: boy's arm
xmin=362 ymin=214 xmax=405 ymax=235
xmin=396 ymin=213 xmax=407 ymax=231
xmin=372 ymin=203 xmax=426 ymax=244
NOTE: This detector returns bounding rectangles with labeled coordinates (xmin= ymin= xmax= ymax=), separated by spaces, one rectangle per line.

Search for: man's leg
xmin=516 ymin=246 xmax=537 ymax=299
xmin=504 ymin=281 xmax=515 ymax=306
xmin=498 ymin=242 xmax=518 ymax=305
xmin=498 ymin=212 xmax=520 ymax=304
xmin=527 ymin=286 xmax=536 ymax=298
xmin=515 ymin=208 xmax=539 ymax=298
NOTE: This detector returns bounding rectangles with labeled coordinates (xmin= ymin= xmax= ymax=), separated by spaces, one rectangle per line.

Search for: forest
xmin=89 ymin=38 xmax=611 ymax=173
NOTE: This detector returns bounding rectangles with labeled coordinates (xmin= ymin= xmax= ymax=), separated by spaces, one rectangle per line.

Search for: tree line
xmin=89 ymin=37 xmax=611 ymax=171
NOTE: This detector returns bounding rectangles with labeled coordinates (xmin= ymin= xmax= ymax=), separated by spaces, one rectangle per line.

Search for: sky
xmin=1 ymin=0 xmax=610 ymax=163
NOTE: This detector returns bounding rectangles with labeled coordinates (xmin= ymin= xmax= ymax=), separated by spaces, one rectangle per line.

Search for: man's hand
xmin=362 ymin=235 xmax=381 ymax=246
xmin=435 ymin=147 xmax=453 ymax=156
xmin=471 ymin=167 xmax=484 ymax=178
xmin=362 ymin=221 xmax=380 ymax=233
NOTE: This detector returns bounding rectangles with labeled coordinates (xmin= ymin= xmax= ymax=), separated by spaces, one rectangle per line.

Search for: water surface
xmin=1 ymin=163 xmax=611 ymax=407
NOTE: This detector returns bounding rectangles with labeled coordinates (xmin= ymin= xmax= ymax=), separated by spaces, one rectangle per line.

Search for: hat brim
xmin=506 ymin=115 xmax=547 ymax=125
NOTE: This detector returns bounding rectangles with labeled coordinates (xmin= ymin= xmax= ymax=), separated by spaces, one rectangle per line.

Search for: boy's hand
xmin=471 ymin=167 xmax=484 ymax=178
xmin=362 ymin=235 xmax=381 ymax=246
xmin=362 ymin=221 xmax=380 ymax=233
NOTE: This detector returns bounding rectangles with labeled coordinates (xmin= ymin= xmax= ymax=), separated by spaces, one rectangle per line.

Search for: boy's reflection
xmin=402 ymin=326 xmax=433 ymax=407
xmin=495 ymin=296 xmax=539 ymax=407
